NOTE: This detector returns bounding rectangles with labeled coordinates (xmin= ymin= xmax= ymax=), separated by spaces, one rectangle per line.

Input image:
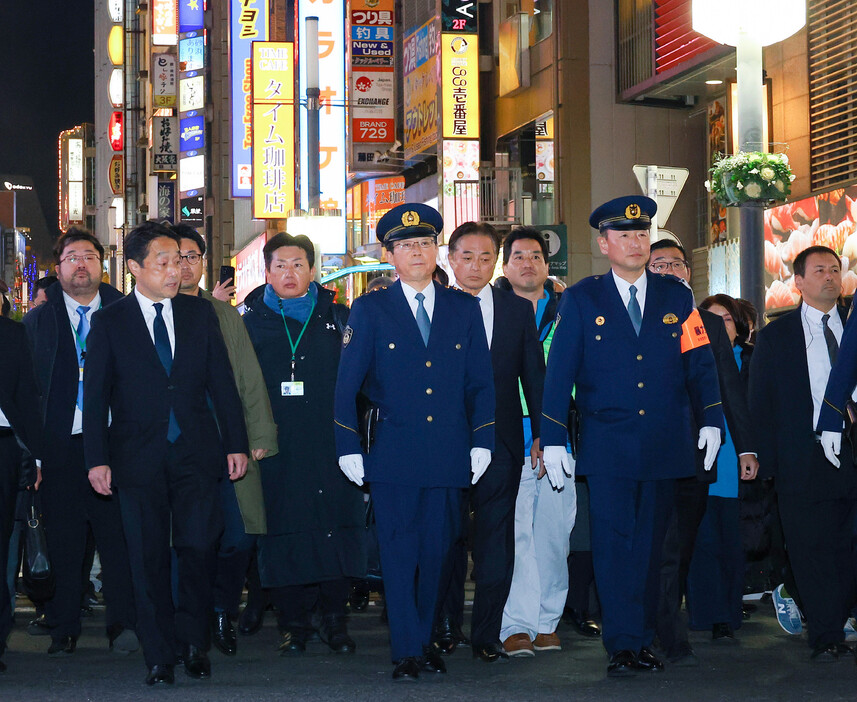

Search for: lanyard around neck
xmin=278 ymin=299 xmax=316 ymax=380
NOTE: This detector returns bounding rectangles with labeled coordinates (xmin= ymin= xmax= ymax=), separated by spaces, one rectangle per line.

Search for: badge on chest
xmin=281 ymin=381 xmax=305 ymax=396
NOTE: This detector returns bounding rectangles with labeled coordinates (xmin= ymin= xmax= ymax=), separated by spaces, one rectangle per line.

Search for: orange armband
xmin=680 ymin=308 xmax=710 ymax=353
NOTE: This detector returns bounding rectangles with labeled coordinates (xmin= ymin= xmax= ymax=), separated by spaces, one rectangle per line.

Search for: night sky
xmin=0 ymin=1 xmax=95 ymax=242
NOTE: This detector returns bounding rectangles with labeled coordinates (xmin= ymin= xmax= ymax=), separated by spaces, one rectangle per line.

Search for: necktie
xmin=627 ymin=285 xmax=643 ymax=336
xmin=153 ymin=303 xmax=181 ymax=441
xmin=822 ymin=313 xmax=839 ymax=367
xmin=75 ymin=306 xmax=90 ymax=410
xmin=415 ymin=292 xmax=431 ymax=346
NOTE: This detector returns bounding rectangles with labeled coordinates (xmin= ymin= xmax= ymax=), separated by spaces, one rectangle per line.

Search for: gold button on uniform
xmin=426 ymin=361 xmax=432 ymax=367
xmin=455 ymin=344 xmax=461 ymax=349
xmin=639 ymin=409 xmax=645 ymax=415
xmin=426 ymin=388 xmax=433 ymax=395
xmin=427 ymin=416 xmax=433 ymax=422
xmin=672 ymin=332 xmax=678 ymax=338
xmin=595 ymin=335 xmax=602 ymax=341
xmin=636 ymin=354 xmax=643 ymax=361
xmin=637 ymin=382 xmax=644 ymax=388
xmin=389 ymin=343 xmax=395 ymax=349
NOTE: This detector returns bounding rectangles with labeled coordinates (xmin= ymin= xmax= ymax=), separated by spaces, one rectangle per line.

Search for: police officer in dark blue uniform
xmin=540 ymin=196 xmax=724 ymax=677
xmin=334 ymin=203 xmax=495 ymax=681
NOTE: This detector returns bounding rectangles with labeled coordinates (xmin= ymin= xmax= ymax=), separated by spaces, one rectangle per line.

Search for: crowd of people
xmin=0 ymin=194 xmax=856 ymax=686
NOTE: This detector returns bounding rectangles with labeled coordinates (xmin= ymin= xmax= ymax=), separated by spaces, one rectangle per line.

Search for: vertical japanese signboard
xmin=230 ymin=0 xmax=268 ymax=197
xmin=152 ymin=0 xmax=178 ymax=45
xmin=441 ymin=34 xmax=479 ymax=139
xmin=152 ymin=53 xmax=177 ymax=107
xmin=251 ymin=42 xmax=295 ymax=219
xmin=153 ymin=116 xmax=179 ymax=171
xmin=403 ymin=19 xmax=439 ymax=159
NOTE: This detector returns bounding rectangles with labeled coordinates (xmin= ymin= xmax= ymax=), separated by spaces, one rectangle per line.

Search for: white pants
xmin=500 ymin=455 xmax=577 ymax=641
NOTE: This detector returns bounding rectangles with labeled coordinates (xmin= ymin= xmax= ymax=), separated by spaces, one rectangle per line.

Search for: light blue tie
xmin=75 ymin=306 xmax=90 ymax=410
xmin=415 ymin=292 xmax=431 ymax=346
xmin=628 ymin=285 xmax=642 ymax=336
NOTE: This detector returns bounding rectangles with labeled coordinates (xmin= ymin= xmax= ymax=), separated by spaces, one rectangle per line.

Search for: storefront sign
xmin=180 ymin=195 xmax=204 ymax=224
xmin=152 ymin=0 xmax=178 ymax=45
xmin=158 ymin=181 xmax=176 ymax=222
xmin=180 ymin=115 xmax=205 ymax=151
xmin=441 ymin=34 xmax=479 ymax=139
xmin=234 ymin=233 xmax=267 ymax=305
xmin=363 ymin=176 xmax=405 ymax=241
xmin=178 ymin=0 xmax=203 ymax=32
xmin=179 ymin=153 xmax=205 ymax=193
xmin=441 ymin=0 xmax=477 ymax=33
xmin=179 ymin=75 xmax=205 ymax=112
xmin=351 ymin=70 xmax=394 ymax=143
xmin=109 ymin=155 xmax=124 ymax=195
xmin=153 ymin=116 xmax=179 ymax=170
xmin=179 ymin=35 xmax=205 ymax=72
xmin=403 ymin=19 xmax=438 ymax=158
xmin=109 ymin=111 xmax=123 ymax=151
xmin=152 ymin=53 xmax=177 ymax=107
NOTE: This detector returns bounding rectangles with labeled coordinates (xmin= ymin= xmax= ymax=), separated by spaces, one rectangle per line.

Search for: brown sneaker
xmin=533 ymin=632 xmax=562 ymax=651
xmin=503 ymin=633 xmax=535 ymax=657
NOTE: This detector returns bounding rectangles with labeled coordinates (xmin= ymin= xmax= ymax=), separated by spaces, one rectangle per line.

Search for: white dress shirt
xmin=134 ymin=287 xmax=176 ymax=356
xmin=64 ymin=290 xmax=101 ymax=435
xmin=800 ymin=302 xmax=857 ymax=430
xmin=401 ymin=280 xmax=435 ymax=322
xmin=0 ymin=405 xmax=9 ymax=428
xmin=467 ymin=283 xmax=494 ymax=348
xmin=612 ymin=270 xmax=647 ymax=319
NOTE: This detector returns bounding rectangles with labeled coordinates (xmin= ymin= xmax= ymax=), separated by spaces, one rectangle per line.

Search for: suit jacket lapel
xmin=785 ymin=309 xmax=814 ymax=416
xmin=129 ymin=293 xmax=170 ymax=377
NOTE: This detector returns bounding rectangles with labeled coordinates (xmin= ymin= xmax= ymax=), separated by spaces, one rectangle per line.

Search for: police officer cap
xmin=376 ymin=203 xmax=443 ymax=246
xmin=589 ymin=196 xmax=657 ymax=231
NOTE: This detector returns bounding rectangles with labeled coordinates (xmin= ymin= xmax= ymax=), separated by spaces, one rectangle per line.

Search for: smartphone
xmin=219 ymin=265 xmax=236 ymax=296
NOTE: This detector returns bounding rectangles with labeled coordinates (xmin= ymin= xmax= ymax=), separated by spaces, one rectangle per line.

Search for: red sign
xmin=109 ymin=111 xmax=124 ymax=151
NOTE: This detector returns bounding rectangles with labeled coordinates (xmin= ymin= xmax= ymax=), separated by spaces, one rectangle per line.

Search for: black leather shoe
xmin=432 ymin=617 xmax=458 ymax=655
xmin=145 ymin=664 xmax=174 ymax=686
xmin=392 ymin=656 xmax=420 ymax=681
xmin=421 ymin=646 xmax=447 ymax=674
xmin=349 ymin=580 xmax=371 ymax=612
xmin=473 ymin=642 xmax=509 ymax=663
xmin=634 ymin=647 xmax=665 ymax=672
xmin=211 ymin=611 xmax=237 ymax=656
xmin=182 ymin=645 xmax=211 ymax=679
xmin=451 ymin=622 xmax=470 ymax=648
xmin=811 ymin=643 xmax=840 ymax=662
xmin=321 ymin=614 xmax=356 ymax=654
xmin=48 ymin=636 xmax=77 ymax=656
xmin=238 ymin=605 xmax=264 ymax=636
xmin=27 ymin=614 xmax=50 ymax=636
xmin=277 ymin=627 xmax=307 ymax=656
xmin=607 ymin=650 xmax=637 ymax=677
xmin=712 ymin=622 xmax=736 ymax=642
xmin=563 ymin=608 xmax=601 ymax=637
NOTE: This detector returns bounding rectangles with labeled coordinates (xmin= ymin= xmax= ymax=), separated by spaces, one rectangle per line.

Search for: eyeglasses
xmin=60 ymin=254 xmax=100 ymax=265
xmin=393 ymin=239 xmax=435 ymax=252
xmin=179 ymin=253 xmax=202 ymax=265
xmin=650 ymin=261 xmax=688 ymax=273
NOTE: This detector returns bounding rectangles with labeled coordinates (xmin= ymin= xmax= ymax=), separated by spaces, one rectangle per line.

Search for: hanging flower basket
xmin=705 ymin=151 xmax=795 ymax=207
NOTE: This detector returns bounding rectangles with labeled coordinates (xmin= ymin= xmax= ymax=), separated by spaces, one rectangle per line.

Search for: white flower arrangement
xmin=706 ymin=151 xmax=793 ymax=206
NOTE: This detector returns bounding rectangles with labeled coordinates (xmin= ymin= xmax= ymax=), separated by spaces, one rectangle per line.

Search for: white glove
xmin=470 ymin=448 xmax=492 ymax=485
xmin=820 ymin=431 xmax=842 ymax=469
xmin=698 ymin=426 xmax=722 ymax=472
xmin=542 ymin=446 xmax=572 ymax=489
xmin=338 ymin=454 xmax=364 ymax=486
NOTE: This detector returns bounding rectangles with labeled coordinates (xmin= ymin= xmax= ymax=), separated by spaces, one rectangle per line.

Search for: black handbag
xmin=22 ymin=491 xmax=55 ymax=602
xmin=356 ymin=393 xmax=379 ymax=454
xmin=845 ymin=399 xmax=857 ymax=464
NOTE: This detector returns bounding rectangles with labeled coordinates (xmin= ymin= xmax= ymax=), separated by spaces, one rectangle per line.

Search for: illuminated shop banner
xmin=180 ymin=115 xmax=205 ymax=151
xmin=441 ymin=34 xmax=479 ymax=139
xmin=153 ymin=116 xmax=179 ymax=171
xmin=251 ymin=41 xmax=295 ymax=219
xmin=363 ymin=176 xmax=405 ymax=241
xmin=68 ymin=138 xmax=83 ymax=181
xmin=351 ymin=70 xmax=394 ymax=143
xmin=157 ymin=181 xmax=176 ymax=222
xmin=179 ymin=75 xmax=205 ymax=112
xmin=109 ymin=155 xmax=124 ymax=195
xmin=230 ymin=0 xmax=269 ymax=197
xmin=178 ymin=0 xmax=203 ymax=32
xmin=153 ymin=53 xmax=177 ymax=107
xmin=441 ymin=139 xmax=479 ymax=238
xmin=68 ymin=182 xmax=84 ymax=223
xmin=152 ymin=0 xmax=178 ymax=45
xmin=234 ymin=233 xmax=267 ymax=305
xmin=441 ymin=0 xmax=477 ymax=33
xmin=179 ymin=35 xmax=205 ymax=71
xmin=351 ymin=40 xmax=394 ymax=67
xmin=403 ymin=19 xmax=438 ymax=158
xmin=179 ymin=153 xmax=205 ymax=193
xmin=351 ymin=26 xmax=393 ymax=41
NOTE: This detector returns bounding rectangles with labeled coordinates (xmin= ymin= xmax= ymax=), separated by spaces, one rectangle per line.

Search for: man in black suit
xmin=751 ymin=245 xmax=857 ymax=662
xmin=647 ymin=240 xmax=757 ymax=663
xmin=0 ymin=316 xmax=42 ymax=672
xmin=83 ymin=221 xmax=249 ymax=685
xmin=23 ymin=228 xmax=137 ymax=657
xmin=435 ymin=222 xmax=545 ymax=662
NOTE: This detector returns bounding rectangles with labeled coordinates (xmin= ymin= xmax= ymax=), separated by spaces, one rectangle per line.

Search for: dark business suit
xmin=0 ymin=317 xmax=41 ymax=652
xmin=751 ymin=305 xmax=857 ymax=650
xmin=657 ymin=308 xmax=754 ymax=655
xmin=83 ymin=291 xmax=248 ymax=668
xmin=23 ymin=282 xmax=135 ymax=643
xmin=436 ymin=285 xmax=545 ymax=649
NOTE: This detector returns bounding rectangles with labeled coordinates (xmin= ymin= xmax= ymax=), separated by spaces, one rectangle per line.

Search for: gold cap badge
xmin=625 ymin=203 xmax=641 ymax=219
xmin=595 ymin=316 xmax=605 ymax=326
xmin=402 ymin=210 xmax=420 ymax=227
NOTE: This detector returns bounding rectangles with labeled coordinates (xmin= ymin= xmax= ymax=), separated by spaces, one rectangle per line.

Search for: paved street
xmin=3 ymin=595 xmax=857 ymax=701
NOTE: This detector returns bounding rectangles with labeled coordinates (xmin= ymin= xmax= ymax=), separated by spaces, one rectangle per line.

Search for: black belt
xmin=0 ymin=427 xmax=15 ymax=438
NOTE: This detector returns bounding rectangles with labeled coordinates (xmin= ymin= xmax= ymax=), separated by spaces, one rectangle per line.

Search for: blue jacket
xmin=334 ymin=280 xmax=495 ymax=488
xmin=540 ymin=271 xmax=723 ymax=480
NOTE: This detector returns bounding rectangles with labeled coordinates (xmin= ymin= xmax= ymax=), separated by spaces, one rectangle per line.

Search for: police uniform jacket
xmin=334 ymin=280 xmax=495 ymax=488
xmin=540 ymin=271 xmax=723 ymax=481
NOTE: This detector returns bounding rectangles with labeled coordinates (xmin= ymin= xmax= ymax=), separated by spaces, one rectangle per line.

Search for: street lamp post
xmin=693 ymin=0 xmax=805 ymax=324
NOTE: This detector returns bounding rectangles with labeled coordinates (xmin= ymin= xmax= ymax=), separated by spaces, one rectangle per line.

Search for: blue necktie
xmin=628 ymin=285 xmax=642 ymax=336
xmin=75 ymin=306 xmax=90 ymax=410
xmin=153 ymin=303 xmax=181 ymax=441
xmin=415 ymin=292 xmax=431 ymax=346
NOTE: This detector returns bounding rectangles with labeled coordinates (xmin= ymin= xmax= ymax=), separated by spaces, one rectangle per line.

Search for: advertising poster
xmin=441 ymin=34 xmax=479 ymax=139
xmin=351 ymin=70 xmax=394 ymax=143
xmin=180 ymin=115 xmax=205 ymax=151
xmin=403 ymin=19 xmax=438 ymax=159
xmin=708 ymin=99 xmax=727 ymax=244
xmin=441 ymin=139 xmax=480 ymax=238
xmin=363 ymin=176 xmax=405 ymax=241
xmin=230 ymin=0 xmax=269 ymax=197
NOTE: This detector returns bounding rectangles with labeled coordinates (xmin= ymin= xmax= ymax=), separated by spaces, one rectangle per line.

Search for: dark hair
xmin=34 ymin=276 xmax=59 ymax=294
xmin=172 ymin=223 xmax=206 ymax=256
xmin=793 ymin=245 xmax=841 ymax=277
xmin=433 ymin=266 xmax=449 ymax=286
xmin=502 ymin=227 xmax=549 ymax=265
xmin=700 ymin=293 xmax=750 ymax=347
xmin=54 ymin=227 xmax=104 ymax=264
xmin=448 ymin=221 xmax=501 ymax=256
xmin=124 ymin=220 xmax=181 ymax=266
xmin=649 ymin=238 xmax=688 ymax=261
xmin=263 ymin=232 xmax=315 ymax=270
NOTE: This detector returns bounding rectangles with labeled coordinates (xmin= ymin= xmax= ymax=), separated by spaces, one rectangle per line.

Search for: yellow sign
xmin=441 ymin=33 xmax=479 ymax=139
xmin=252 ymin=42 xmax=295 ymax=218
xmin=109 ymin=155 xmax=124 ymax=195
xmin=403 ymin=19 xmax=438 ymax=159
